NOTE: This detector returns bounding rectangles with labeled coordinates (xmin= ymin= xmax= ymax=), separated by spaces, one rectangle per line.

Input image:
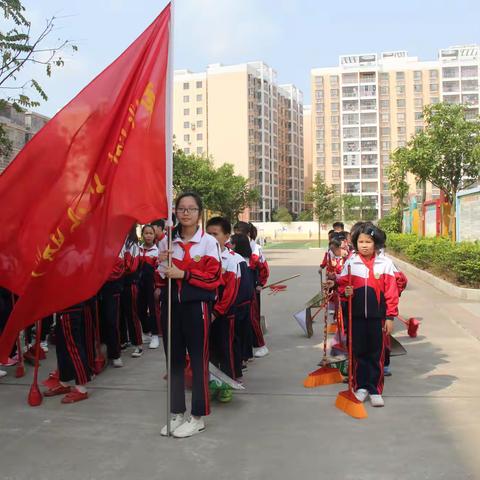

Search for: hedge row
xmin=386 ymin=233 xmax=480 ymax=288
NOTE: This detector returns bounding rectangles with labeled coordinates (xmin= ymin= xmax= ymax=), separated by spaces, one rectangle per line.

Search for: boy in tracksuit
xmin=336 ymin=222 xmax=399 ymax=408
xmin=206 ymin=217 xmax=243 ymax=401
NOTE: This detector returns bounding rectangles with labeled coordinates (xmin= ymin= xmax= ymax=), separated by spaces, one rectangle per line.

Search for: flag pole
xmin=165 ymin=0 xmax=175 ymax=437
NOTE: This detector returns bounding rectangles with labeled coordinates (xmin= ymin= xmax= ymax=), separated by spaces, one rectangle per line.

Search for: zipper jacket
xmin=213 ymin=248 xmax=242 ymax=318
xmin=235 ymin=256 xmax=255 ymax=306
xmin=249 ymin=240 xmax=270 ymax=287
xmin=157 ymin=228 xmax=222 ymax=303
xmin=336 ymin=253 xmax=399 ymax=319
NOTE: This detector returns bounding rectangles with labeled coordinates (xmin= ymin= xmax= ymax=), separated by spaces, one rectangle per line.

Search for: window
xmin=331 ymin=128 xmax=340 ymax=138
xmin=196 ymin=81 xmax=203 ymax=88
xmin=315 ymin=76 xmax=324 ymax=87
xmin=397 ymin=126 xmax=406 ymax=135
xmin=184 ymin=134 xmax=190 ymax=142
xmin=332 ymin=170 xmax=341 ymax=180
xmin=197 ymin=133 xmax=203 ymax=140
xmin=461 ymin=65 xmax=478 ymax=78
xmin=430 ymin=97 xmax=439 ymax=104
xmin=361 ymin=126 xmax=377 ymax=137
xmin=343 ymin=127 xmax=359 ymax=139
xmin=381 ymin=113 xmax=390 ymax=122
xmin=442 ymin=67 xmax=458 ymax=79
xmin=414 ymin=70 xmax=422 ymax=81
xmin=196 ymin=94 xmax=203 ymax=101
xmin=183 ymin=121 xmax=190 ymax=128
xmin=196 ymin=107 xmax=203 ymax=115
xmin=380 ymin=72 xmax=389 ymax=82
xmin=331 ymin=89 xmax=339 ymax=98
xmin=315 ymin=90 xmax=324 ymax=100
xmin=183 ymin=108 xmax=190 ymax=115
xmin=197 ymin=120 xmax=203 ymax=128
xmin=343 ymin=113 xmax=359 ymax=125
xmin=396 ymin=85 xmax=405 ymax=95
xmin=397 ymin=99 xmax=406 ymax=108
xmin=380 ymin=100 xmax=390 ymax=109
xmin=332 ymin=156 xmax=341 ymax=166
xmin=331 ymin=103 xmax=339 ymax=112
xmin=396 ymin=71 xmax=405 ymax=82
xmin=429 ymin=69 xmax=439 ymax=80
xmin=397 ymin=112 xmax=406 ymax=123
xmin=429 ymin=83 xmax=438 ymax=92
xmin=331 ymin=115 xmax=339 ymax=124
xmin=415 ymin=111 xmax=423 ymax=121
xmin=415 ymin=126 xmax=424 ymax=133
xmin=342 ymin=73 xmax=357 ymax=84
xmin=442 ymin=80 xmax=459 ymax=93
xmin=183 ymin=95 xmax=189 ymax=102
xmin=184 ymin=148 xmax=190 ymax=154
xmin=462 ymin=79 xmax=478 ymax=91
xmin=381 ymin=127 xmax=390 ymax=136
xmin=397 ymin=140 xmax=406 ymax=147
xmin=382 ymin=140 xmax=390 ymax=150
xmin=330 ymin=75 xmax=339 ymax=86
xmin=380 ymin=86 xmax=389 ymax=95
xmin=415 ymin=98 xmax=423 ymax=108
xmin=414 ymin=84 xmax=422 ymax=93
xmin=197 ymin=147 xmax=203 ymax=154
xmin=332 ymin=143 xmax=340 ymax=152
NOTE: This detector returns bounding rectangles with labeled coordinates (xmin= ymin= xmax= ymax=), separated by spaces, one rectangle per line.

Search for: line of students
xmin=0 ymin=192 xmax=270 ymax=438
xmin=322 ymin=220 xmax=407 ymax=408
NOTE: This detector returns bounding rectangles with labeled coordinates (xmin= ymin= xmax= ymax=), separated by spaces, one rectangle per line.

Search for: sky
xmin=9 ymin=0 xmax=480 ymax=117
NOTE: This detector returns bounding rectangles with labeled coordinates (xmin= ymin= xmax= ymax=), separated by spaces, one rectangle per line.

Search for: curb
xmin=388 ymin=254 xmax=480 ymax=301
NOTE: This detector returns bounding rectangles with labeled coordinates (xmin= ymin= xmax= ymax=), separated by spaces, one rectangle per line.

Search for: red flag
xmin=0 ymin=4 xmax=173 ymax=361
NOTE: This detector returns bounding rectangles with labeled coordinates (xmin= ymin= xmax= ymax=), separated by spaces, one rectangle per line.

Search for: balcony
xmin=343 ymin=127 xmax=360 ymax=139
xmin=344 ymin=182 xmax=360 ymax=194
xmin=461 ymin=65 xmax=478 ymax=78
xmin=343 ymin=113 xmax=359 ymax=125
xmin=344 ymin=168 xmax=361 ymax=180
xmin=444 ymin=94 xmax=461 ymax=104
xmin=342 ymin=72 xmax=358 ymax=84
xmin=361 ymin=154 xmax=378 ymax=165
xmin=360 ymin=99 xmax=377 ymax=111
xmin=361 ymin=126 xmax=377 ymax=138
xmin=462 ymin=79 xmax=479 ymax=91
xmin=361 ymin=112 xmax=377 ymax=125
xmin=343 ymin=100 xmax=359 ymax=112
xmin=462 ymin=94 xmax=479 ymax=106
xmin=442 ymin=81 xmax=459 ymax=93
xmin=359 ymin=85 xmax=377 ymax=97
xmin=342 ymin=86 xmax=358 ymax=98
xmin=344 ymin=141 xmax=360 ymax=152
xmin=359 ymin=72 xmax=376 ymax=84
xmin=361 ymin=140 xmax=378 ymax=152
xmin=343 ymin=154 xmax=360 ymax=166
xmin=442 ymin=67 xmax=459 ymax=79
xmin=361 ymin=181 xmax=379 ymax=193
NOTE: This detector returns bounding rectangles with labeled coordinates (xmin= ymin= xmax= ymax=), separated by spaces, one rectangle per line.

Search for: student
xmin=321 ymin=237 xmax=347 ymax=275
xmin=229 ymin=234 xmax=255 ymax=368
xmin=335 ymin=223 xmax=399 ymax=408
xmin=98 ymin=243 xmax=125 ymax=367
xmin=138 ymin=225 xmax=160 ymax=349
xmin=120 ymin=225 xmax=144 ymax=358
xmin=44 ymin=303 xmax=92 ymax=403
xmin=233 ymin=222 xmax=269 ymax=358
xmin=158 ymin=192 xmax=222 ymax=438
xmin=206 ymin=216 xmax=243 ymax=402
xmin=151 ymin=219 xmax=166 ymax=245
xmin=332 ymin=221 xmax=344 ymax=233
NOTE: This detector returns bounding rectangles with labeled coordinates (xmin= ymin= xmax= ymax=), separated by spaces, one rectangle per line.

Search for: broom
xmin=335 ymin=265 xmax=367 ymax=419
xmin=28 ymin=320 xmax=43 ymax=407
xmin=304 ymin=272 xmax=343 ymax=388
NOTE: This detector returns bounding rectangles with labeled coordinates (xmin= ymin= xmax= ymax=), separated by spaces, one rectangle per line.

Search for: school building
xmin=173 ymin=62 xmax=305 ymax=222
xmin=307 ymin=44 xmax=480 ymax=219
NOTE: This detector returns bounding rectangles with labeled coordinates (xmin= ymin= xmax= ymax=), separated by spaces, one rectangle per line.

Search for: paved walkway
xmin=1 ymin=249 xmax=479 ymax=480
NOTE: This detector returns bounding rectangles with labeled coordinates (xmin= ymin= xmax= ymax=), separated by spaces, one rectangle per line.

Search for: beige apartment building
xmin=174 ymin=62 xmax=304 ymax=222
xmin=310 ymin=45 xmax=480 ymax=218
xmin=303 ymin=105 xmax=313 ymax=195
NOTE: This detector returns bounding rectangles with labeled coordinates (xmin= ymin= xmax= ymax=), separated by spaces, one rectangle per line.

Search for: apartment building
xmin=303 ymin=105 xmax=313 ymax=197
xmin=0 ymin=103 xmax=50 ymax=172
xmin=311 ymin=51 xmax=443 ymax=218
xmin=174 ymin=62 xmax=304 ymax=222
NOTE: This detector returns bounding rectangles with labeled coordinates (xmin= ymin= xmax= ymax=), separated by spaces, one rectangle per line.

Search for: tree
xmin=1 ymin=0 xmax=77 ymax=153
xmin=297 ymin=209 xmax=313 ymax=221
xmin=338 ymin=194 xmax=377 ymax=222
xmin=400 ymin=103 xmax=480 ymax=238
xmin=272 ymin=207 xmax=293 ymax=223
xmin=173 ymin=149 xmax=259 ymax=222
xmin=306 ymin=173 xmax=338 ymax=247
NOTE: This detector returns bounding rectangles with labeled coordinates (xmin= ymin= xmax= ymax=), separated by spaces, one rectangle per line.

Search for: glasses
xmin=176 ymin=207 xmax=199 ymax=214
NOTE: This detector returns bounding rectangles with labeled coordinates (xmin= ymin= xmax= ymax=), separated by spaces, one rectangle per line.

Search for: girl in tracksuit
xmin=137 ymin=225 xmax=160 ymax=349
xmin=158 ymin=192 xmax=222 ymax=438
xmin=336 ymin=223 xmax=399 ymax=408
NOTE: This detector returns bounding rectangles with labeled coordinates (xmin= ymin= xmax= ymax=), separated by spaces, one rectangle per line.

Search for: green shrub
xmin=385 ymin=233 xmax=480 ymax=288
xmin=377 ymin=208 xmax=402 ymax=234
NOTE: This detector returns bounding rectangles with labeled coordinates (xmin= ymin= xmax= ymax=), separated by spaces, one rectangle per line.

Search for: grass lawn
xmin=264 ymin=239 xmax=328 ymax=249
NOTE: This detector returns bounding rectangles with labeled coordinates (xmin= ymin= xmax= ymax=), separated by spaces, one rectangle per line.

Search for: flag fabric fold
xmin=0 ymin=3 xmax=173 ymax=361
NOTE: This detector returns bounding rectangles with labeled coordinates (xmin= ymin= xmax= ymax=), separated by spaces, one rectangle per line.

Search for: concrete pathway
xmin=1 ymin=248 xmax=479 ymax=480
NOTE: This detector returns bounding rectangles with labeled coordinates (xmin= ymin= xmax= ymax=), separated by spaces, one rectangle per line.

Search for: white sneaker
xmin=0 ymin=369 xmax=7 ymax=378
xmin=370 ymin=394 xmax=385 ymax=407
xmin=354 ymin=388 xmax=369 ymax=402
xmin=40 ymin=341 xmax=49 ymax=353
xmin=142 ymin=333 xmax=151 ymax=344
xmin=160 ymin=413 xmax=185 ymax=436
xmin=149 ymin=335 xmax=160 ymax=349
xmin=172 ymin=416 xmax=205 ymax=438
xmin=112 ymin=358 xmax=124 ymax=368
xmin=131 ymin=347 xmax=143 ymax=358
xmin=254 ymin=346 xmax=269 ymax=358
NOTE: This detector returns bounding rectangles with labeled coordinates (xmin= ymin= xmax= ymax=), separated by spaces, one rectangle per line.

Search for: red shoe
xmin=42 ymin=370 xmax=60 ymax=388
xmin=61 ymin=389 xmax=89 ymax=404
xmin=44 ymin=384 xmax=71 ymax=397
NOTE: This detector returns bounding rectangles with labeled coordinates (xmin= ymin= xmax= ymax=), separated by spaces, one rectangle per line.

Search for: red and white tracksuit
xmin=210 ymin=248 xmax=243 ymax=379
xmin=249 ymin=241 xmax=269 ymax=348
xmin=138 ymin=244 xmax=160 ymax=335
xmin=337 ymin=253 xmax=399 ymax=395
xmin=158 ymin=228 xmax=221 ymax=417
